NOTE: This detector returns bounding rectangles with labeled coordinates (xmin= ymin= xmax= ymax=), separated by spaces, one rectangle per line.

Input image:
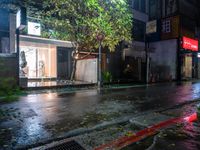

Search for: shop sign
xmin=182 ymin=36 xmax=198 ymax=51
xmin=162 ymin=19 xmax=171 ymax=33
xmin=16 ymin=10 xmax=21 ymax=28
xmin=146 ymin=20 xmax=157 ymax=34
xmin=161 ymin=16 xmax=179 ymax=40
xmin=28 ymin=22 xmax=41 ymax=36
xmin=16 ymin=7 xmax=27 ymax=30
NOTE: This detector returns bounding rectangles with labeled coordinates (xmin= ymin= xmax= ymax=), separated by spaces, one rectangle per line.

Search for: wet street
xmin=0 ymin=81 xmax=200 ymax=149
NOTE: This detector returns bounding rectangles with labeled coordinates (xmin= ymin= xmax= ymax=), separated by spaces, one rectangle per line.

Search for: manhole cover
xmin=45 ymin=140 xmax=85 ymax=150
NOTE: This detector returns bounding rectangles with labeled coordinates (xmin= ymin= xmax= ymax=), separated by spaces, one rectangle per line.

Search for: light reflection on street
xmin=1 ymin=82 xmax=200 ymax=149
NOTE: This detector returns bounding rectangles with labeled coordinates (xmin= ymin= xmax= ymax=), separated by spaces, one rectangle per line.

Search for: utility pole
xmin=98 ymin=41 xmax=102 ymax=89
xmin=16 ymin=7 xmax=27 ymax=86
xmin=16 ymin=29 xmax=20 ymax=86
xmin=96 ymin=33 xmax=105 ymax=90
xmin=145 ymin=34 xmax=149 ymax=84
xmin=145 ymin=20 xmax=157 ymax=84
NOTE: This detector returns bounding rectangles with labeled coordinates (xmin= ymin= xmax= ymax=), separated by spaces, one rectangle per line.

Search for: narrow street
xmin=0 ymin=81 xmax=200 ymax=149
xmin=1 ymin=0 xmax=200 ymax=150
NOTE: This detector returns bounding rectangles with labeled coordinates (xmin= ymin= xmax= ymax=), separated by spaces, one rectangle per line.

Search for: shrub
xmin=102 ymin=71 xmax=112 ymax=83
xmin=0 ymin=58 xmax=21 ymax=100
xmin=0 ymin=77 xmax=17 ymax=96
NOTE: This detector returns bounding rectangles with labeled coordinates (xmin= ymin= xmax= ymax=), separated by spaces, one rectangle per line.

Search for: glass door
xmin=20 ymin=42 xmax=57 ymax=79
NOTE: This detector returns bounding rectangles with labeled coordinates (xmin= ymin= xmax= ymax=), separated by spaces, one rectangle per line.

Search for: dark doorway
xmin=57 ymin=47 xmax=72 ymax=80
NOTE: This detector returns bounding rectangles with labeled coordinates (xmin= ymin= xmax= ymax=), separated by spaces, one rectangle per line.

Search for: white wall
xmin=75 ymin=58 xmax=97 ymax=83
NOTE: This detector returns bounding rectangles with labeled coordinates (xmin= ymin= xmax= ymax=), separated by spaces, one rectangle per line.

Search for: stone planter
xmin=19 ymin=77 xmax=28 ymax=88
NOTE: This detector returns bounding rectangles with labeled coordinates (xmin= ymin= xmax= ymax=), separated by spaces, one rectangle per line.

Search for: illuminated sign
xmin=182 ymin=36 xmax=198 ymax=51
xmin=16 ymin=10 xmax=21 ymax=29
xmin=28 ymin=22 xmax=41 ymax=36
xmin=16 ymin=7 xmax=27 ymax=30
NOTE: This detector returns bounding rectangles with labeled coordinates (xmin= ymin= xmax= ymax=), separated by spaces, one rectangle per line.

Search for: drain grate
xmin=45 ymin=140 xmax=86 ymax=150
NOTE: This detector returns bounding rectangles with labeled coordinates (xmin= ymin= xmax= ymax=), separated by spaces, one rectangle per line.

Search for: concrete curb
xmin=95 ymin=113 xmax=198 ymax=150
xmin=16 ymin=117 xmax=132 ymax=150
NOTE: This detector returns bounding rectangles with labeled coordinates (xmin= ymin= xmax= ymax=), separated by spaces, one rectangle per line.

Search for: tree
xmin=29 ymin=0 xmax=133 ymax=80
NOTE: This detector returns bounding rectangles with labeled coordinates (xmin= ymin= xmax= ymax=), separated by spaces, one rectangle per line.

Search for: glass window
xmin=133 ymin=19 xmax=145 ymax=42
xmin=162 ymin=19 xmax=171 ymax=33
xmin=0 ymin=8 xmax=10 ymax=54
xmin=141 ymin=0 xmax=146 ymax=12
xmin=149 ymin=0 xmax=161 ymax=20
xmin=133 ymin=0 xmax=139 ymax=10
xmin=166 ymin=0 xmax=177 ymax=16
xmin=131 ymin=0 xmax=146 ymax=13
xmin=20 ymin=41 xmax=57 ymax=78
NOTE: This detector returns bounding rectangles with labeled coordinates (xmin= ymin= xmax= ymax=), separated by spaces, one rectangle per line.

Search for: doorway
xmin=57 ymin=47 xmax=72 ymax=80
xmin=182 ymin=54 xmax=192 ymax=79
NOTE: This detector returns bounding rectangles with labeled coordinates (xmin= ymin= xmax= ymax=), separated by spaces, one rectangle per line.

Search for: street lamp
xmin=96 ymin=33 xmax=105 ymax=90
xmin=16 ymin=7 xmax=27 ymax=86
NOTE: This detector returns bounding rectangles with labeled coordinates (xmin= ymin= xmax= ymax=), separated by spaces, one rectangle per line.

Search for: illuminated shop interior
xmin=20 ymin=41 xmax=57 ymax=79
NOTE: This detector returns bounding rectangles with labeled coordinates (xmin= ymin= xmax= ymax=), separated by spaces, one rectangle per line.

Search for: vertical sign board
xmin=16 ymin=9 xmax=21 ymax=29
xmin=182 ymin=36 xmax=199 ymax=51
xmin=146 ymin=20 xmax=157 ymax=34
xmin=16 ymin=7 xmax=27 ymax=30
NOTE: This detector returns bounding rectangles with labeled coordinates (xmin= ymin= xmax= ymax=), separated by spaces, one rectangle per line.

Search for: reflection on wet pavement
xmin=0 ymin=82 xmax=200 ymax=149
xmin=148 ymin=120 xmax=200 ymax=150
xmin=123 ymin=100 xmax=200 ymax=150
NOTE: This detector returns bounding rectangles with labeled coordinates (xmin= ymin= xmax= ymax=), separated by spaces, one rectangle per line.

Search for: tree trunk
xmin=70 ymin=43 xmax=79 ymax=81
xmin=70 ymin=58 xmax=77 ymax=81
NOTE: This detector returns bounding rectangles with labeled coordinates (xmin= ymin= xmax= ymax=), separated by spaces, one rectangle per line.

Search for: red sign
xmin=182 ymin=36 xmax=198 ymax=51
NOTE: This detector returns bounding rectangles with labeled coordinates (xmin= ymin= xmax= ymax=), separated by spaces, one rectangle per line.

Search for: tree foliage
xmin=39 ymin=0 xmax=133 ymax=52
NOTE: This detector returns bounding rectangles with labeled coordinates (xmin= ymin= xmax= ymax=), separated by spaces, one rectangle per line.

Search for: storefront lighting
xmin=182 ymin=36 xmax=198 ymax=51
xmin=75 ymin=53 xmax=79 ymax=60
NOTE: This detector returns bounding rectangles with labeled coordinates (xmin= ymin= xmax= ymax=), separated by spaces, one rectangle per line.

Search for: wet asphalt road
xmin=0 ymin=81 xmax=200 ymax=149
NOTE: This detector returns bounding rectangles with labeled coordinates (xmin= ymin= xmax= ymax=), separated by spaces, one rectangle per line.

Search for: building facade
xmin=125 ymin=0 xmax=200 ymax=83
xmin=120 ymin=0 xmax=149 ymax=82
xmin=0 ymin=5 xmax=75 ymax=88
xmin=147 ymin=0 xmax=200 ymax=82
xmin=2 ymin=0 xmax=200 ymax=87
xmin=0 ymin=8 xmax=18 ymax=87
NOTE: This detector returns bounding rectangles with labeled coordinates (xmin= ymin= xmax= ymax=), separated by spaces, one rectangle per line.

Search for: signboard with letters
xmin=28 ymin=22 xmax=41 ymax=36
xmin=146 ymin=20 xmax=157 ymax=34
xmin=182 ymin=36 xmax=198 ymax=51
xmin=16 ymin=7 xmax=27 ymax=30
xmin=161 ymin=15 xmax=179 ymax=40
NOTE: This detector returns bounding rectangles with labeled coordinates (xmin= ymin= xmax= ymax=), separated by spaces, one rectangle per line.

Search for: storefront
xmin=180 ymin=36 xmax=199 ymax=80
xmin=20 ymin=41 xmax=57 ymax=79
xmin=19 ymin=35 xmax=73 ymax=87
